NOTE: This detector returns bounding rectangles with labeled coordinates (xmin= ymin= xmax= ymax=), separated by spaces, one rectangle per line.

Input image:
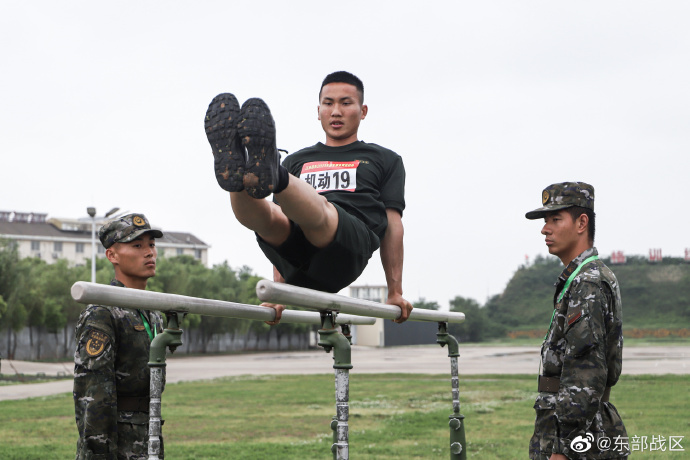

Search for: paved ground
xmin=1 ymin=345 xmax=688 ymax=402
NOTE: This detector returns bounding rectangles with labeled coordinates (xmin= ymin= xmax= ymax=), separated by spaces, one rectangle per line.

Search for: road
xmin=1 ymin=345 xmax=688 ymax=402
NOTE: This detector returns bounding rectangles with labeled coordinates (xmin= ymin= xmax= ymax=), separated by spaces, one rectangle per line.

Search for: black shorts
xmin=256 ymin=203 xmax=381 ymax=293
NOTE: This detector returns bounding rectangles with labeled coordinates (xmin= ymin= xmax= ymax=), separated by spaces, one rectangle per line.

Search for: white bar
xmin=70 ymin=282 xmax=375 ymax=326
xmin=256 ymin=281 xmax=466 ymax=323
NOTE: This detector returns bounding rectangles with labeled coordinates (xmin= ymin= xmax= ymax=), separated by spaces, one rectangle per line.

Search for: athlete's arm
xmin=263 ymin=266 xmax=286 ymax=325
xmin=380 ymin=208 xmax=412 ymax=322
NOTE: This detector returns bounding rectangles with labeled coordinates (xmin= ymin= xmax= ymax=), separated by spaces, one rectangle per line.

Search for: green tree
xmin=413 ymin=297 xmax=440 ymax=310
xmin=0 ymin=295 xmax=7 ymax=324
xmin=146 ymin=257 xmax=284 ymax=353
xmin=481 ymin=254 xmax=690 ymax=332
xmin=1 ymin=243 xmax=29 ymax=359
xmin=0 ymin=240 xmax=21 ymax=337
xmin=43 ymin=260 xmax=83 ymax=358
xmin=448 ymin=295 xmax=505 ymax=343
xmin=14 ymin=259 xmax=48 ymax=357
xmin=0 ymin=239 xmax=20 ymax=299
xmin=485 ymin=254 xmax=562 ymax=328
xmin=0 ymin=239 xmax=11 ymax=327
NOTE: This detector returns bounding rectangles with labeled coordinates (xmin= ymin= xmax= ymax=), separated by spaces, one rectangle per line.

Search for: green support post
xmin=340 ymin=324 xmax=352 ymax=345
xmin=437 ymin=322 xmax=466 ymax=460
xmin=148 ymin=312 xmax=185 ymax=460
xmin=330 ymin=417 xmax=338 ymax=460
xmin=318 ymin=312 xmax=353 ymax=460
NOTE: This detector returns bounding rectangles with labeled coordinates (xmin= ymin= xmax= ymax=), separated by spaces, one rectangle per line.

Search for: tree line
xmin=2 ymin=237 xmax=688 ymax=354
xmin=0 ymin=240 xmax=312 ymax=359
xmin=415 ymin=254 xmax=690 ymax=342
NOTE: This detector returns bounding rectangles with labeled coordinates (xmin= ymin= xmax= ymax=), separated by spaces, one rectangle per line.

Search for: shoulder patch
xmin=85 ymin=330 xmax=110 ymax=357
xmin=567 ymin=307 xmax=583 ymax=326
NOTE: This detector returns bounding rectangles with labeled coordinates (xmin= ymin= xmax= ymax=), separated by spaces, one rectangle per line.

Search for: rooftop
xmin=0 ymin=210 xmax=208 ymax=247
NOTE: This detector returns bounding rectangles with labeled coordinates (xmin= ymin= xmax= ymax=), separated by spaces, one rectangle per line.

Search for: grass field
xmin=1 ymin=373 xmax=688 ymax=459
xmin=477 ymin=336 xmax=690 ymax=347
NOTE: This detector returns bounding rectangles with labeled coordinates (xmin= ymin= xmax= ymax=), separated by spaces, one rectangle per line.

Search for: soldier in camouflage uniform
xmin=74 ymin=213 xmax=165 ymax=460
xmin=525 ymin=182 xmax=628 ymax=460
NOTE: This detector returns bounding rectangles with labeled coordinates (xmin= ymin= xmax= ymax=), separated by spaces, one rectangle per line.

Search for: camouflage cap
xmin=525 ymin=182 xmax=594 ymax=220
xmin=98 ymin=213 xmax=164 ymax=249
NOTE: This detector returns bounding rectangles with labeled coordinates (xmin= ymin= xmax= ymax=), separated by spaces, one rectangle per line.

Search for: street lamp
xmin=87 ymin=206 xmax=120 ymax=283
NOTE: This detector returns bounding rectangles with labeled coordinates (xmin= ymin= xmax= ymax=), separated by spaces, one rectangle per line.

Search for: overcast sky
xmin=1 ymin=1 xmax=688 ymax=310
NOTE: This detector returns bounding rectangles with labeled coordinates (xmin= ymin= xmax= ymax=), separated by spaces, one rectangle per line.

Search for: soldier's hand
xmin=387 ymin=294 xmax=413 ymax=323
xmin=262 ymin=302 xmax=286 ymax=325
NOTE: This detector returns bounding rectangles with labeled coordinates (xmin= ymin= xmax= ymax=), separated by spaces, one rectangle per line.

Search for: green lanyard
xmin=557 ymin=255 xmax=599 ymax=302
xmin=139 ymin=311 xmax=157 ymax=341
xmin=544 ymin=255 xmax=599 ymax=339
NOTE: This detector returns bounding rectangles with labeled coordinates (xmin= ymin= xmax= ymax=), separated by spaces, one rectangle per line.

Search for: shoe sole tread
xmin=204 ymin=93 xmax=245 ymax=192
xmin=238 ymin=98 xmax=279 ymax=199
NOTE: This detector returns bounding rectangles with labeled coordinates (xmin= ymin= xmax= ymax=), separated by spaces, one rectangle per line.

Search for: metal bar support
xmin=437 ymin=322 xmax=466 ymax=460
xmin=257 ymin=280 xmax=465 ymax=323
xmin=147 ymin=311 xmax=185 ymax=460
xmin=318 ymin=312 xmax=352 ymax=460
xmin=71 ymin=281 xmax=374 ymax=325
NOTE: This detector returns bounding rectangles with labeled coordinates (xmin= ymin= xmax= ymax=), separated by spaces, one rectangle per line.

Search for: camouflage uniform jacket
xmin=73 ymin=279 xmax=164 ymax=460
xmin=530 ymin=248 xmax=629 ymax=459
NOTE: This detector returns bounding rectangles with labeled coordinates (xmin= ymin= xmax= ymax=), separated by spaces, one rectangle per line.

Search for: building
xmin=349 ymin=285 xmax=387 ymax=347
xmin=0 ymin=210 xmax=209 ymax=266
xmin=349 ymin=284 xmax=441 ymax=348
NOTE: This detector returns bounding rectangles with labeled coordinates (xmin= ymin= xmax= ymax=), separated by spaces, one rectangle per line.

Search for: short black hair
xmin=319 ymin=71 xmax=364 ymax=103
xmin=565 ymin=206 xmax=596 ymax=243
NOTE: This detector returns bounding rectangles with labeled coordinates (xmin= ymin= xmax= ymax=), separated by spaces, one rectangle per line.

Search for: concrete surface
xmin=1 ymin=345 xmax=688 ymax=402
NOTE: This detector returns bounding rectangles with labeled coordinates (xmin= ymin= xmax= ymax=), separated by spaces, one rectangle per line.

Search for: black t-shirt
xmin=282 ymin=141 xmax=405 ymax=239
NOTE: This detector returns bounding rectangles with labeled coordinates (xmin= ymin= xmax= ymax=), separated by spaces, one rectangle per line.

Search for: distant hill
xmin=484 ymin=254 xmax=690 ymax=331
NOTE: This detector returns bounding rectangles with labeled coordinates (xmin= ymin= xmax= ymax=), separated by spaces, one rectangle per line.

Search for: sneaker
xmin=238 ymin=98 xmax=281 ymax=199
xmin=204 ymin=93 xmax=245 ymax=192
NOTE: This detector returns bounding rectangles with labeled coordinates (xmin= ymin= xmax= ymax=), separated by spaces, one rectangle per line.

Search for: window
xmin=177 ymin=248 xmax=184 ymax=256
xmin=76 ymin=243 xmax=84 ymax=253
xmin=31 ymin=241 xmax=40 ymax=251
xmin=195 ymin=249 xmax=202 ymax=259
xmin=54 ymin=241 xmax=63 ymax=252
xmin=98 ymin=245 xmax=106 ymax=254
